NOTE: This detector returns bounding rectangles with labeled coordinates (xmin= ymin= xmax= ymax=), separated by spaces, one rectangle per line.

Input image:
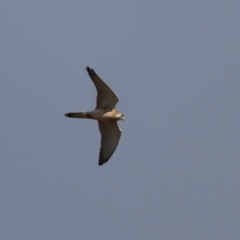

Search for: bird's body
xmin=65 ymin=109 xmax=122 ymax=121
xmin=65 ymin=67 xmax=124 ymax=166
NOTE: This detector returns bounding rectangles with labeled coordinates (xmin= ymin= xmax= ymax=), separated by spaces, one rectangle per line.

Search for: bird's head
xmin=117 ymin=112 xmax=124 ymax=121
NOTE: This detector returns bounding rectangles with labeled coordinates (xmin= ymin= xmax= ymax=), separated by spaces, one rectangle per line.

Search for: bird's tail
xmin=64 ymin=112 xmax=88 ymax=118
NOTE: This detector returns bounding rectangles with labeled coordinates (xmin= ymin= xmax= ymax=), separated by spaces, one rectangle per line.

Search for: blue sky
xmin=1 ymin=1 xmax=240 ymax=239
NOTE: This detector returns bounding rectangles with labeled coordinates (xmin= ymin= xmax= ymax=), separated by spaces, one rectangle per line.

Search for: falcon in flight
xmin=65 ymin=67 xmax=124 ymax=166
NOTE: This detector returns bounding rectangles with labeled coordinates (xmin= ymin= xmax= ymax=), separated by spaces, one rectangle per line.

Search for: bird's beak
xmin=121 ymin=116 xmax=124 ymax=121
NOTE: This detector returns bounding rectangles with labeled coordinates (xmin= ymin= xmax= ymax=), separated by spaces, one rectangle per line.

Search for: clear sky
xmin=1 ymin=1 xmax=240 ymax=239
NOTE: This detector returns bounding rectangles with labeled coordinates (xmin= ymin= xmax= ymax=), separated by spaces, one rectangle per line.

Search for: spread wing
xmin=98 ymin=121 xmax=121 ymax=165
xmin=86 ymin=67 xmax=119 ymax=109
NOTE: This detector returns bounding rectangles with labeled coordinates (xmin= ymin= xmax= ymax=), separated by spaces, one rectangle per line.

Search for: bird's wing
xmin=86 ymin=67 xmax=119 ymax=109
xmin=98 ymin=121 xmax=121 ymax=165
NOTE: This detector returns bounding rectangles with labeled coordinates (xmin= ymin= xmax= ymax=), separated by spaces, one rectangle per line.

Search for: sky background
xmin=1 ymin=1 xmax=240 ymax=239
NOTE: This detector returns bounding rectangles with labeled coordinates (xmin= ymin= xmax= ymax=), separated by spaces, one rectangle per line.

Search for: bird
xmin=65 ymin=66 xmax=124 ymax=166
